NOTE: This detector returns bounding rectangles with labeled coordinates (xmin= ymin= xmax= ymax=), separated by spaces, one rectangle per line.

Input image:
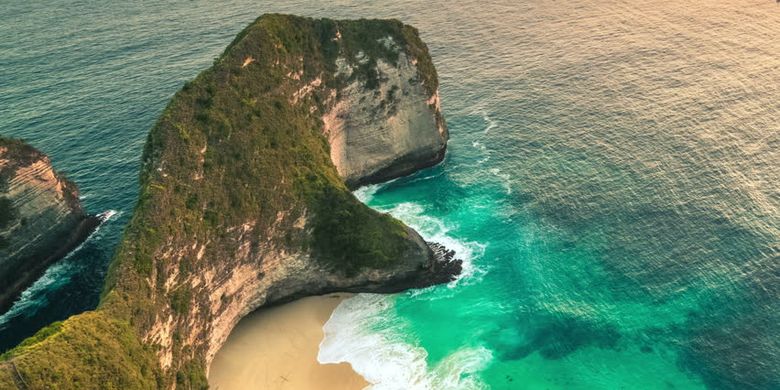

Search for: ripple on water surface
xmin=2 ymin=1 xmax=778 ymax=388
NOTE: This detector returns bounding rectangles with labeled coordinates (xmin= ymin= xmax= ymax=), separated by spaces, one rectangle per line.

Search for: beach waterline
xmin=208 ymin=294 xmax=368 ymax=390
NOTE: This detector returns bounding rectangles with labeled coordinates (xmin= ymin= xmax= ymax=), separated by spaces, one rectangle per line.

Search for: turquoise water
xmin=2 ymin=1 xmax=778 ymax=389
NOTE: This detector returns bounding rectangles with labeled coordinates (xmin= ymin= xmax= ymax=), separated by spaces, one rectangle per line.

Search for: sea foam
xmin=318 ymin=294 xmax=492 ymax=389
xmin=319 ymin=196 xmax=490 ymax=388
xmin=0 ymin=210 xmax=119 ymax=330
xmin=354 ymin=183 xmax=383 ymax=203
xmin=381 ymin=202 xmax=485 ymax=286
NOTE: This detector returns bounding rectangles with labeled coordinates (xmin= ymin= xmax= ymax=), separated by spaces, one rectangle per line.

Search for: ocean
xmin=1 ymin=1 xmax=778 ymax=389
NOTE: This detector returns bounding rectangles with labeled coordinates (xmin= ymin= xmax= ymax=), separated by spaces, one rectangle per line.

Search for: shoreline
xmin=208 ymin=293 xmax=368 ymax=390
xmin=0 ymin=214 xmax=101 ymax=314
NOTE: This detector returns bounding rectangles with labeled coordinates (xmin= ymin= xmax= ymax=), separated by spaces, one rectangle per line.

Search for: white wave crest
xmin=489 ymin=168 xmax=512 ymax=195
xmin=318 ymin=294 xmax=492 ymax=390
xmin=354 ymin=184 xmax=383 ymax=203
xmin=0 ymin=259 xmax=76 ymax=329
xmin=380 ymin=202 xmax=486 ymax=286
xmin=98 ymin=209 xmax=118 ymax=222
xmin=483 ymin=113 xmax=497 ymax=134
xmin=0 ymin=209 xmax=119 ymax=328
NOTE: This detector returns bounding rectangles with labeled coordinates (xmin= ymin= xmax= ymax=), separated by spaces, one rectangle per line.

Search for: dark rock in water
xmin=424 ymin=241 xmax=462 ymax=285
xmin=267 ymin=240 xmax=462 ymax=305
xmin=0 ymin=137 xmax=100 ymax=313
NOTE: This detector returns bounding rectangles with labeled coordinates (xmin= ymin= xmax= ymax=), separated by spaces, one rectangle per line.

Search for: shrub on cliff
xmin=0 ymin=14 xmax=442 ymax=389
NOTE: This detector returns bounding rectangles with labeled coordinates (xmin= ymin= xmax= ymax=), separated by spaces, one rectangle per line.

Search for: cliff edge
xmin=320 ymin=22 xmax=448 ymax=188
xmin=0 ymin=14 xmax=457 ymax=389
xmin=0 ymin=137 xmax=99 ymax=313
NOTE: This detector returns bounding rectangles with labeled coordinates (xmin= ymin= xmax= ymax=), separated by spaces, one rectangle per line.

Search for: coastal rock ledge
xmin=0 ymin=137 xmax=99 ymax=313
xmin=0 ymin=14 xmax=458 ymax=390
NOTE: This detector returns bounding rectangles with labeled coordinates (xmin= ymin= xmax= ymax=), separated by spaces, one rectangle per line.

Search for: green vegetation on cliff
xmin=0 ymin=137 xmax=98 ymax=313
xmin=0 ymin=312 xmax=159 ymax=389
xmin=1 ymin=14 xmax=441 ymax=389
xmin=102 ymin=13 xmax=427 ymax=321
xmin=0 ymin=137 xmax=45 ymax=171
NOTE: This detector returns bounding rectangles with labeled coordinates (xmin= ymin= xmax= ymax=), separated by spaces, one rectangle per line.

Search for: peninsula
xmin=0 ymin=14 xmax=457 ymax=389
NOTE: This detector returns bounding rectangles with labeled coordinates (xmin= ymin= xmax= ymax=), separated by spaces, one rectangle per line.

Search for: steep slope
xmin=0 ymin=14 xmax=457 ymax=389
xmin=0 ymin=137 xmax=99 ymax=313
xmin=320 ymin=22 xmax=448 ymax=188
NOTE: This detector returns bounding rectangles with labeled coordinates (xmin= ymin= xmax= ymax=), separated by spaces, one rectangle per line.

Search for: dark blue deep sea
xmin=1 ymin=1 xmax=778 ymax=389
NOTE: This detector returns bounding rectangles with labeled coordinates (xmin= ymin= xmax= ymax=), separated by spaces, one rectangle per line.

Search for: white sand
xmin=208 ymin=294 xmax=368 ymax=390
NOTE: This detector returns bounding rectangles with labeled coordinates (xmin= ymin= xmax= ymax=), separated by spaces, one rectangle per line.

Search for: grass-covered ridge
xmin=1 ymin=14 xmax=442 ymax=389
xmin=0 ymin=312 xmax=159 ymax=389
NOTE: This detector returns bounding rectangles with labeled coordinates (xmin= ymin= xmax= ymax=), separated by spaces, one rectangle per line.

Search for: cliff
xmin=0 ymin=14 xmax=456 ymax=389
xmin=321 ymin=24 xmax=448 ymax=188
xmin=0 ymin=137 xmax=99 ymax=313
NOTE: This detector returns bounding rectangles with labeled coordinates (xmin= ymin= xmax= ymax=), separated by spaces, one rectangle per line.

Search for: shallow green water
xmin=320 ymin=2 xmax=779 ymax=388
xmin=1 ymin=0 xmax=778 ymax=388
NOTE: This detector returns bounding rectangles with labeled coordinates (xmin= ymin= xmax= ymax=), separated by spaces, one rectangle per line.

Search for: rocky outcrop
xmin=0 ymin=15 xmax=457 ymax=390
xmin=322 ymin=37 xmax=448 ymax=188
xmin=162 ymin=222 xmax=458 ymax=373
xmin=0 ymin=137 xmax=99 ymax=313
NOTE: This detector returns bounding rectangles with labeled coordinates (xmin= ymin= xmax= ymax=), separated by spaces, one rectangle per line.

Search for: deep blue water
xmin=2 ymin=1 xmax=779 ymax=389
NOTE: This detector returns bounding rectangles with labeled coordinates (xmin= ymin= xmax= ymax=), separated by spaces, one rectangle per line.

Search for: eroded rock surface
xmin=0 ymin=15 xmax=457 ymax=390
xmin=0 ymin=138 xmax=99 ymax=312
xmin=322 ymin=37 xmax=448 ymax=188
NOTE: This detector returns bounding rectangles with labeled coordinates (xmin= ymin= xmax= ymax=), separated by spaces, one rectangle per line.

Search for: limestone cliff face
xmin=322 ymin=37 xmax=448 ymax=188
xmin=147 ymin=215 xmax=454 ymax=375
xmin=0 ymin=138 xmax=99 ymax=312
xmin=0 ymin=15 xmax=457 ymax=390
xmin=125 ymin=16 xmax=458 ymax=383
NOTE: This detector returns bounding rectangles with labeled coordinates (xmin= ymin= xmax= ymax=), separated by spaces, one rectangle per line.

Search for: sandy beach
xmin=208 ymin=294 xmax=368 ymax=390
